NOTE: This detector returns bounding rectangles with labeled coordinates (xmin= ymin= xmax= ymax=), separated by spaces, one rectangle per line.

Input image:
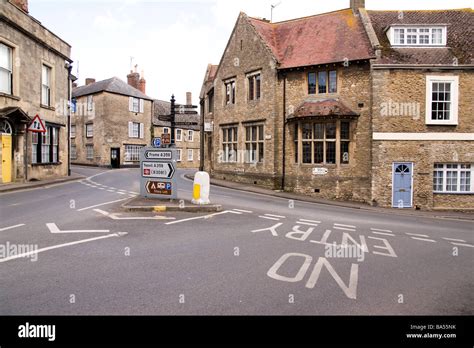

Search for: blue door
xmin=392 ymin=163 xmax=413 ymax=208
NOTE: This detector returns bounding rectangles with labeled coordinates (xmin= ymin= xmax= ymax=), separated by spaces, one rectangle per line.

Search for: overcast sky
xmin=30 ymin=0 xmax=473 ymax=104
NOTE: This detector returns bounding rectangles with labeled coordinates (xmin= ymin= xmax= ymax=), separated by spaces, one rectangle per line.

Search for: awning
xmin=0 ymin=107 xmax=31 ymax=123
xmin=286 ymin=99 xmax=359 ymax=122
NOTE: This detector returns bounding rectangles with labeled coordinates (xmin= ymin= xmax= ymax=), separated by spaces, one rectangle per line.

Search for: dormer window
xmin=389 ymin=26 xmax=446 ymax=46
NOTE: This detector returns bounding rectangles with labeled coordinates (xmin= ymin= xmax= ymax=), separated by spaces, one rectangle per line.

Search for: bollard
xmin=192 ymin=171 xmax=211 ymax=205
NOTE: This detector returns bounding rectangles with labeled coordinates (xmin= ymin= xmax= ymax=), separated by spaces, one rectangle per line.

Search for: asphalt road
xmin=0 ymin=166 xmax=473 ymax=315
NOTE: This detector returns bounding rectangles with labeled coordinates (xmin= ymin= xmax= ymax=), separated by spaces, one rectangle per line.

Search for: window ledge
xmin=433 ymin=192 xmax=473 ymax=195
xmin=40 ymin=104 xmax=55 ymax=111
xmin=0 ymin=93 xmax=20 ymax=101
xmin=31 ymin=162 xmax=62 ymax=166
xmin=425 ymin=123 xmax=458 ymax=126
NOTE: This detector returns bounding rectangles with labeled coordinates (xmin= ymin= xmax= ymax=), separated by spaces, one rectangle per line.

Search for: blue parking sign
xmin=152 ymin=137 xmax=161 ymax=148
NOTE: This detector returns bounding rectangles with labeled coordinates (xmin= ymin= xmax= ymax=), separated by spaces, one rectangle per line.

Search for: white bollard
xmin=192 ymin=171 xmax=211 ymax=205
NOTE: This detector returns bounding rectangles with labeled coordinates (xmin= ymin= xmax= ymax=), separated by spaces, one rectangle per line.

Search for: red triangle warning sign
xmin=28 ymin=115 xmax=46 ymax=133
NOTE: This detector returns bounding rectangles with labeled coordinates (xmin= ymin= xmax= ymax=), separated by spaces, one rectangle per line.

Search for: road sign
xmin=142 ymin=161 xmax=175 ymax=179
xmin=175 ymin=122 xmax=198 ymax=126
xmin=158 ymin=115 xmax=172 ymax=121
xmin=175 ymin=110 xmax=199 ymax=115
xmin=162 ymin=133 xmax=171 ymax=144
xmin=146 ymin=181 xmax=173 ymax=195
xmin=176 ymin=105 xmax=198 ymax=109
xmin=144 ymin=149 xmax=172 ymax=160
xmin=28 ymin=115 xmax=46 ymax=133
xmin=152 ymin=137 xmax=161 ymax=148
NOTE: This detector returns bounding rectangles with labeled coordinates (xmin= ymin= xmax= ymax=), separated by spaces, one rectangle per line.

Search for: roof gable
xmin=72 ymin=77 xmax=153 ymax=100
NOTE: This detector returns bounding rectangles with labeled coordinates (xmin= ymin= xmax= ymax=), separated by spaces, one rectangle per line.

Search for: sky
xmin=29 ymin=0 xmax=474 ymax=104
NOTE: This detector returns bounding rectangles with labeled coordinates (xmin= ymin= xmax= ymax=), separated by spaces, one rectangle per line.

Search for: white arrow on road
xmin=46 ymin=223 xmax=109 ymax=234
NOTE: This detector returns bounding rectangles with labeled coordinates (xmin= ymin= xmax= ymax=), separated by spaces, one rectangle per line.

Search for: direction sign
xmin=28 ymin=115 xmax=46 ymax=133
xmin=176 ymin=104 xmax=198 ymax=109
xmin=162 ymin=133 xmax=171 ymax=144
xmin=142 ymin=161 xmax=175 ymax=179
xmin=175 ymin=110 xmax=199 ymax=115
xmin=152 ymin=137 xmax=161 ymax=148
xmin=158 ymin=115 xmax=172 ymax=121
xmin=144 ymin=149 xmax=172 ymax=160
xmin=175 ymin=122 xmax=198 ymax=126
xmin=146 ymin=181 xmax=172 ymax=195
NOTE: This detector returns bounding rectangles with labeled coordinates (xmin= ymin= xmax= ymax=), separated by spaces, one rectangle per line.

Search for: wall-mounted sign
xmin=312 ymin=167 xmax=328 ymax=175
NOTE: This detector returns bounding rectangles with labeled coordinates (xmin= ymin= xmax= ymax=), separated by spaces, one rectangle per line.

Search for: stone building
xmin=0 ymin=0 xmax=72 ymax=183
xmin=201 ymin=1 xmax=473 ymax=210
xmin=71 ymin=71 xmax=153 ymax=168
xmin=153 ymin=93 xmax=201 ymax=169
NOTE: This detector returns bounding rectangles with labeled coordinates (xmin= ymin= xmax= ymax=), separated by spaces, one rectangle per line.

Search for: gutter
xmin=372 ymin=64 xmax=474 ymax=70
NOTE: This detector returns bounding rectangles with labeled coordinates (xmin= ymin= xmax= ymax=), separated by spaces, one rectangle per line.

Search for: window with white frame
xmin=124 ymin=144 xmax=144 ymax=162
xmin=128 ymin=122 xmax=144 ymax=138
xmin=176 ymin=129 xmax=182 ymax=141
xmin=129 ymin=97 xmax=144 ymax=113
xmin=31 ymin=125 xmax=60 ymax=164
xmin=87 ymin=95 xmax=93 ymax=111
xmin=0 ymin=43 xmax=13 ymax=94
xmin=225 ymin=80 xmax=236 ymax=105
xmin=71 ymin=144 xmax=77 ymax=160
xmin=433 ymin=164 xmax=473 ymax=193
xmin=426 ymin=76 xmax=458 ymax=125
xmin=70 ymin=125 xmax=76 ymax=138
xmin=248 ymin=72 xmax=261 ymax=101
xmin=391 ymin=26 xmax=446 ymax=46
xmin=86 ymin=144 xmax=94 ymax=160
xmin=245 ymin=124 xmax=264 ymax=163
xmin=222 ymin=126 xmax=238 ymax=163
xmin=176 ymin=149 xmax=182 ymax=162
xmin=187 ymin=149 xmax=193 ymax=161
xmin=41 ymin=65 xmax=51 ymax=106
xmin=86 ymin=123 xmax=93 ymax=137
xmin=163 ymin=127 xmax=170 ymax=134
xmin=188 ymin=130 xmax=194 ymax=142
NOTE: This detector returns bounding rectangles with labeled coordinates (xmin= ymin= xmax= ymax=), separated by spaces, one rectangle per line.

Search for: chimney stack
xmin=127 ymin=70 xmax=140 ymax=90
xmin=186 ymin=92 xmax=192 ymax=106
xmin=138 ymin=70 xmax=146 ymax=94
xmin=85 ymin=78 xmax=96 ymax=86
xmin=10 ymin=0 xmax=28 ymax=13
xmin=350 ymin=0 xmax=365 ymax=13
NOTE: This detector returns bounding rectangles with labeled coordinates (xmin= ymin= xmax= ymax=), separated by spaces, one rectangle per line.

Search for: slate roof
xmin=153 ymin=100 xmax=200 ymax=131
xmin=247 ymin=9 xmax=375 ymax=69
xmin=367 ymin=9 xmax=474 ymax=65
xmin=287 ymin=99 xmax=359 ymax=121
xmin=72 ymin=77 xmax=153 ymax=100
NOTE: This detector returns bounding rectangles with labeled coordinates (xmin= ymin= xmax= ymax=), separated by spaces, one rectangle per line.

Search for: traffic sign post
xmin=140 ymin=147 xmax=178 ymax=199
xmin=152 ymin=137 xmax=161 ymax=148
xmin=28 ymin=115 xmax=46 ymax=133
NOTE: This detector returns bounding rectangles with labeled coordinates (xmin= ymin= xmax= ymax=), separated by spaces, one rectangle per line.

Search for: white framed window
xmin=245 ymin=124 xmax=264 ymax=163
xmin=125 ymin=144 xmax=144 ymax=162
xmin=71 ymin=145 xmax=77 ymax=160
xmin=86 ymin=144 xmax=94 ymax=160
xmin=128 ymin=122 xmax=144 ymax=138
xmin=222 ymin=126 xmax=238 ymax=163
xmin=0 ymin=43 xmax=13 ymax=94
xmin=187 ymin=149 xmax=193 ymax=161
xmin=176 ymin=149 xmax=182 ymax=162
xmin=224 ymin=79 xmax=236 ymax=105
xmin=87 ymin=95 xmax=93 ymax=111
xmin=86 ymin=123 xmax=93 ymax=137
xmin=390 ymin=26 xmax=447 ymax=46
xmin=426 ymin=75 xmax=458 ymax=125
xmin=433 ymin=164 xmax=473 ymax=193
xmin=70 ymin=125 xmax=76 ymax=138
xmin=129 ymin=97 xmax=144 ymax=113
xmin=176 ymin=129 xmax=182 ymax=141
xmin=41 ymin=64 xmax=51 ymax=106
xmin=247 ymin=72 xmax=261 ymax=101
xmin=188 ymin=130 xmax=194 ymax=142
xmin=163 ymin=127 xmax=170 ymax=134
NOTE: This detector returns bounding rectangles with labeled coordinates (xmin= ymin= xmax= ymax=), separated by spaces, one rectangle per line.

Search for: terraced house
xmin=0 ymin=0 xmax=72 ymax=183
xmin=71 ymin=70 xmax=153 ymax=168
xmin=201 ymin=0 xmax=473 ymax=210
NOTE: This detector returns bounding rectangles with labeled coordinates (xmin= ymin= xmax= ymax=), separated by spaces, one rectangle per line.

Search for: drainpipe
xmin=281 ymin=73 xmax=287 ymax=191
xmin=66 ymin=63 xmax=73 ymax=176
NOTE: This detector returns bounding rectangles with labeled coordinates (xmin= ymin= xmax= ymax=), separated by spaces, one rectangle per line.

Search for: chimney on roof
xmin=85 ymin=78 xmax=95 ymax=86
xmin=10 ymin=0 xmax=28 ymax=13
xmin=138 ymin=70 xmax=146 ymax=94
xmin=350 ymin=0 xmax=365 ymax=13
xmin=186 ymin=92 xmax=192 ymax=106
xmin=127 ymin=70 xmax=140 ymax=90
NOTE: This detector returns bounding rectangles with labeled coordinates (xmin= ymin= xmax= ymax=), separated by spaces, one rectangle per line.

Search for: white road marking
xmin=93 ymin=209 xmax=175 ymax=220
xmin=450 ymin=242 xmax=474 ymax=248
xmin=117 ymin=192 xmax=126 ymax=195
xmin=410 ymin=237 xmax=437 ymax=243
xmin=0 ymin=224 xmax=25 ymax=232
xmin=98 ymin=188 xmax=105 ymax=190
xmin=334 ymin=223 xmax=356 ymax=228
xmin=107 ymin=190 xmax=115 ymax=193
xmin=264 ymin=214 xmax=286 ymax=218
xmin=76 ymin=198 xmax=129 ymax=211
xmin=232 ymin=209 xmax=253 ymax=213
xmin=165 ymin=211 xmax=231 ymax=225
xmin=0 ymin=233 xmax=127 ymax=263
xmin=371 ymin=231 xmax=395 ymax=236
xmin=46 ymin=223 xmax=109 ymax=234
xmin=259 ymin=216 xmax=280 ymax=221
xmin=333 ymin=226 xmax=356 ymax=232
xmin=299 ymin=219 xmax=321 ymax=224
xmin=406 ymin=233 xmax=430 ymax=238
xmin=442 ymin=237 xmax=466 ymax=242
xmin=296 ymin=221 xmax=319 ymax=227
xmin=370 ymin=228 xmax=393 ymax=233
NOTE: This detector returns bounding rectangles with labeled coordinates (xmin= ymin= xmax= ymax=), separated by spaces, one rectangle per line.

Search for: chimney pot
xmin=350 ymin=0 xmax=365 ymax=13
xmin=85 ymin=78 xmax=96 ymax=86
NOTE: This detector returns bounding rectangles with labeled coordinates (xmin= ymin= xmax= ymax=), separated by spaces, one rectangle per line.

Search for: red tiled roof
xmin=368 ymin=9 xmax=474 ymax=65
xmin=287 ymin=99 xmax=359 ymax=121
xmin=208 ymin=65 xmax=218 ymax=82
xmin=248 ymin=9 xmax=375 ymax=69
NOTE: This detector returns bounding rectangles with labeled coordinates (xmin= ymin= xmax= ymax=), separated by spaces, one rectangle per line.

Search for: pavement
xmin=0 ymin=165 xmax=473 ymax=315
xmin=0 ymin=172 xmax=84 ymax=193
